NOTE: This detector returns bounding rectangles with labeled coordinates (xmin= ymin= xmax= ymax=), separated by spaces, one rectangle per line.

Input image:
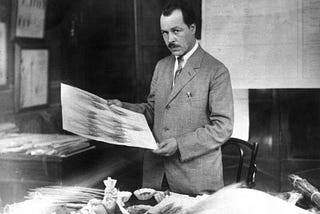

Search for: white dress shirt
xmin=172 ymin=41 xmax=199 ymax=87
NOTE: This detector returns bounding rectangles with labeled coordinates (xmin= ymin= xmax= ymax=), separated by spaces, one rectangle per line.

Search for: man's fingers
xmin=152 ymin=142 xmax=167 ymax=154
xmin=152 ymin=146 xmax=169 ymax=155
xmin=107 ymin=99 xmax=122 ymax=107
xmin=158 ymin=141 xmax=168 ymax=149
xmin=152 ymin=149 xmax=166 ymax=155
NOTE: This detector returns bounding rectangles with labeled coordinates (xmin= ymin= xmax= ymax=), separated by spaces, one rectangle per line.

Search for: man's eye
xmin=173 ymin=29 xmax=181 ymax=34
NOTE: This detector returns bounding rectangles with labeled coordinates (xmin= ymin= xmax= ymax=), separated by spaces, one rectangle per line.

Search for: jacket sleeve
xmin=177 ymin=65 xmax=234 ymax=162
xmin=121 ymin=63 xmax=159 ymax=126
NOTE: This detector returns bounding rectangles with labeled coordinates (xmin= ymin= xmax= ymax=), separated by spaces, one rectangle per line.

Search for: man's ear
xmin=190 ymin=23 xmax=196 ymax=34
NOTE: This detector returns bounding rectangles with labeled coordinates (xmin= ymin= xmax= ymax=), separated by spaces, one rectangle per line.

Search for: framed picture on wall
xmin=14 ymin=43 xmax=49 ymax=111
xmin=12 ymin=0 xmax=47 ymax=39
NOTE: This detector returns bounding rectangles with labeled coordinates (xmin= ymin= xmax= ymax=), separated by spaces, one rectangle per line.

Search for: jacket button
xmin=165 ymin=105 xmax=170 ymax=110
xmin=164 ymin=127 xmax=170 ymax=131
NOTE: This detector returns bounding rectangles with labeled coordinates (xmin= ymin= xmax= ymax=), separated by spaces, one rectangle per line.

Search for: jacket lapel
xmin=163 ymin=56 xmax=175 ymax=98
xmin=166 ymin=46 xmax=204 ymax=105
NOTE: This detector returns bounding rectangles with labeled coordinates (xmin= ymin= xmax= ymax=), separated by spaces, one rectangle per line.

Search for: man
xmin=108 ymin=0 xmax=233 ymax=195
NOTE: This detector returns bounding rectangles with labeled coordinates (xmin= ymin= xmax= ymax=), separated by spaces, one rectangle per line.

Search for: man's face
xmin=160 ymin=9 xmax=196 ymax=56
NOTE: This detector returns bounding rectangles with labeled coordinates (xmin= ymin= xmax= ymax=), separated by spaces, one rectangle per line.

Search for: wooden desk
xmin=0 ymin=147 xmax=95 ymax=204
xmin=0 ymin=141 xmax=145 ymax=206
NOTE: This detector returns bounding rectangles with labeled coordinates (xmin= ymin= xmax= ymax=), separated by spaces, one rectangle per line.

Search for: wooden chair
xmin=222 ymin=137 xmax=259 ymax=188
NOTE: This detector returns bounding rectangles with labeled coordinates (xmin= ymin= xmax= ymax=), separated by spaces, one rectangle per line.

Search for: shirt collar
xmin=175 ymin=40 xmax=199 ymax=64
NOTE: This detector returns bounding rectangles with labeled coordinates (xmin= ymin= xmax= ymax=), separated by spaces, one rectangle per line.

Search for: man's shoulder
xmin=154 ymin=55 xmax=174 ymax=70
xmin=158 ymin=54 xmax=173 ymax=64
xmin=200 ymin=47 xmax=226 ymax=68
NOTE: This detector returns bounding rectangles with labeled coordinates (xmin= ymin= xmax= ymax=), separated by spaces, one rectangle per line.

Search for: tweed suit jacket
xmin=124 ymin=45 xmax=234 ymax=195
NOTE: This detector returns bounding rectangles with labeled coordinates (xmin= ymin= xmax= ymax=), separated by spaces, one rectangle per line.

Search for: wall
xmin=202 ymin=0 xmax=320 ymax=89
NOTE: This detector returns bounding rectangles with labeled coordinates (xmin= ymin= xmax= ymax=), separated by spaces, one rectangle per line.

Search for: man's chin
xmin=170 ymin=50 xmax=182 ymax=56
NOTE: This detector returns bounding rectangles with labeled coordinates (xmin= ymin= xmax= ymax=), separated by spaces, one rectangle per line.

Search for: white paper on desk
xmin=61 ymin=83 xmax=158 ymax=150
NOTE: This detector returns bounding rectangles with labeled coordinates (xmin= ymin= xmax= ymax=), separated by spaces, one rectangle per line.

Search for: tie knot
xmin=177 ymin=56 xmax=184 ymax=71
xmin=177 ymin=56 xmax=184 ymax=64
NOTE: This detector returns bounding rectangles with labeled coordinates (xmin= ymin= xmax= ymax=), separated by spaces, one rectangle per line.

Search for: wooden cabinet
xmin=249 ymin=89 xmax=320 ymax=192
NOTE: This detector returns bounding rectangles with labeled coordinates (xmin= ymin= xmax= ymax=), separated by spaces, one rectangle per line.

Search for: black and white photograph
xmin=0 ymin=0 xmax=319 ymax=213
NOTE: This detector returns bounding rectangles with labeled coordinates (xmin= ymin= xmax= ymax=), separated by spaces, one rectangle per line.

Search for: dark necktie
xmin=173 ymin=56 xmax=184 ymax=86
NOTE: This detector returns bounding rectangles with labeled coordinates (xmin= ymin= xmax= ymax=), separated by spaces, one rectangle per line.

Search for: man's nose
xmin=168 ymin=32 xmax=176 ymax=43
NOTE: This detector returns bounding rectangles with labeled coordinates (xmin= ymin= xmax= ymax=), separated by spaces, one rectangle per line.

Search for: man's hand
xmin=153 ymin=138 xmax=178 ymax=157
xmin=107 ymin=99 xmax=123 ymax=107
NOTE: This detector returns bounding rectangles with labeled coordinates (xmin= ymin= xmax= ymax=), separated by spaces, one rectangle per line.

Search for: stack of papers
xmin=0 ymin=122 xmax=19 ymax=135
xmin=61 ymin=83 xmax=157 ymax=150
xmin=0 ymin=133 xmax=91 ymax=157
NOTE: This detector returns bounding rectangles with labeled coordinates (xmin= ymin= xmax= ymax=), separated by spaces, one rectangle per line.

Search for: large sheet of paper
xmin=61 ymin=83 xmax=157 ymax=150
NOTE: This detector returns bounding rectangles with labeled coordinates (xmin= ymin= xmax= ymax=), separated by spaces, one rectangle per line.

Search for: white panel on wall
xmin=231 ymin=89 xmax=249 ymax=141
xmin=202 ymin=0 xmax=320 ymax=88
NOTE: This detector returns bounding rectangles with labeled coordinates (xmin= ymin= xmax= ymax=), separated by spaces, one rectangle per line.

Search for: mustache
xmin=168 ymin=43 xmax=180 ymax=49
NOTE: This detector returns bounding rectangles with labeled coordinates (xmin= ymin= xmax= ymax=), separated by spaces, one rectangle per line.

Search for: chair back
xmin=222 ymin=137 xmax=259 ymax=188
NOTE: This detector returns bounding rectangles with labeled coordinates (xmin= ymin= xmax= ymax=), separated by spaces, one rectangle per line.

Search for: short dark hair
xmin=161 ymin=0 xmax=196 ymax=27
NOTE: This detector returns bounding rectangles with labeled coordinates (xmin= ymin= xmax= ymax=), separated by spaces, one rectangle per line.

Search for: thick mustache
xmin=168 ymin=43 xmax=179 ymax=49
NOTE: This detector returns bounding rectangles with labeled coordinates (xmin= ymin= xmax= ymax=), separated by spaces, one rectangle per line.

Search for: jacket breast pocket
xmin=186 ymin=92 xmax=206 ymax=109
